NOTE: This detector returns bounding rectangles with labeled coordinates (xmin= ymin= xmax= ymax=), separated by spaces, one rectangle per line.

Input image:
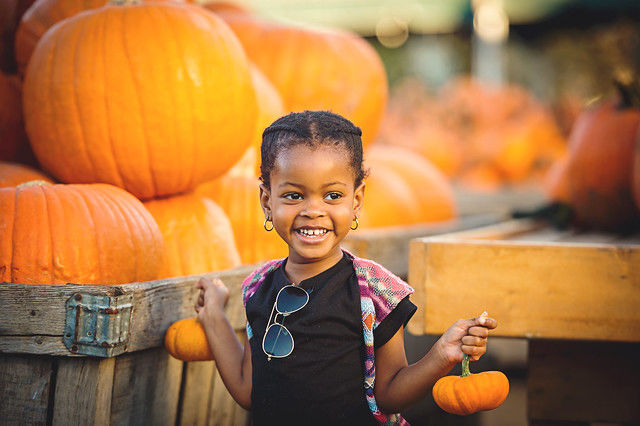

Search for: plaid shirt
xmin=241 ymin=250 xmax=413 ymax=425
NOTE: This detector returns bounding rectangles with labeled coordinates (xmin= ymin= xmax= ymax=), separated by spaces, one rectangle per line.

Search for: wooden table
xmin=408 ymin=219 xmax=640 ymax=425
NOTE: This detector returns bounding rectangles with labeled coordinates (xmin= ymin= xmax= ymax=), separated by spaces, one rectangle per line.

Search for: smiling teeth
xmin=298 ymin=229 xmax=327 ymax=236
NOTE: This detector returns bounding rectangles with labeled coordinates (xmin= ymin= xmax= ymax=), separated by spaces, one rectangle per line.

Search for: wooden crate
xmin=0 ymin=213 xmax=501 ymax=425
xmin=0 ymin=265 xmax=254 ymax=426
xmin=408 ymin=219 xmax=640 ymax=424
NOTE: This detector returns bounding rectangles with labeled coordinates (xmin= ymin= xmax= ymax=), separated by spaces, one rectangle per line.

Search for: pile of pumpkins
xmin=375 ymin=76 xmax=568 ymax=191
xmin=0 ymin=0 xmax=458 ymax=287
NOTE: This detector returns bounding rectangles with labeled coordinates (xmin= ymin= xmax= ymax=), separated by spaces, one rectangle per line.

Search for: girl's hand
xmin=195 ymin=277 xmax=229 ymax=319
xmin=436 ymin=312 xmax=497 ymax=365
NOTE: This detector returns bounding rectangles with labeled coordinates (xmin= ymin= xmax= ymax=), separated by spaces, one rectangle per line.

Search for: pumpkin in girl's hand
xmin=433 ymin=355 xmax=509 ymax=415
xmin=196 ymin=169 xmax=289 ymax=265
xmin=165 ymin=317 xmax=213 ymax=362
xmin=143 ymin=192 xmax=241 ymax=279
xmin=14 ymin=0 xmax=190 ymax=75
xmin=213 ymin=10 xmax=387 ymax=147
xmin=0 ymin=181 xmax=163 ymax=284
xmin=22 ymin=1 xmax=257 ymax=200
xmin=0 ymin=161 xmax=53 ymax=187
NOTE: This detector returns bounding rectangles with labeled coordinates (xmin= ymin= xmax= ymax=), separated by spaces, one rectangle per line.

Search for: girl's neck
xmin=284 ymin=248 xmax=344 ymax=285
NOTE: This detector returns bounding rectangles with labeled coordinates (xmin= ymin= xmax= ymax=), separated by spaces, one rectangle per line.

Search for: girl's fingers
xmin=468 ymin=326 xmax=489 ymax=338
xmin=461 ymin=344 xmax=486 ymax=358
xmin=461 ymin=335 xmax=486 ymax=347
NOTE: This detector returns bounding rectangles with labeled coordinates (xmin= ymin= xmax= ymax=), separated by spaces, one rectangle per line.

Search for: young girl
xmin=195 ymin=110 xmax=497 ymax=425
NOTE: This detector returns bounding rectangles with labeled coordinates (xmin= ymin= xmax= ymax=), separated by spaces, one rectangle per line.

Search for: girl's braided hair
xmin=260 ymin=110 xmax=367 ymax=189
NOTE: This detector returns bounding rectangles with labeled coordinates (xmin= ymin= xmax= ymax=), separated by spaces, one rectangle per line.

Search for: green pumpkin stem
xmin=16 ymin=180 xmax=52 ymax=189
xmin=461 ymin=354 xmax=472 ymax=377
xmin=109 ymin=0 xmax=141 ymax=5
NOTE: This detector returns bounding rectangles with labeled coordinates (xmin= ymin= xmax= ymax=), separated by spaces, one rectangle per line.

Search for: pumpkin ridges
xmin=24 ymin=2 xmax=257 ymax=199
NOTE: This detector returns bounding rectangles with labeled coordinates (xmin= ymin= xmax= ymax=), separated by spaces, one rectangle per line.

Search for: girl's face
xmin=260 ymin=144 xmax=364 ymax=266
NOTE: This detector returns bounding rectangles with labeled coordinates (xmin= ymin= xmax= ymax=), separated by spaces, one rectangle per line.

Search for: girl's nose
xmin=300 ymin=199 xmax=326 ymax=218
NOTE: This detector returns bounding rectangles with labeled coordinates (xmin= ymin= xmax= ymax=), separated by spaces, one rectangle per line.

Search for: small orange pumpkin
xmin=433 ymin=355 xmax=509 ymax=415
xmin=165 ymin=317 xmax=213 ymax=362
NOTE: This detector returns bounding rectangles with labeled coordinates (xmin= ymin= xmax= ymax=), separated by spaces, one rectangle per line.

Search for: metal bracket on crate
xmin=63 ymin=292 xmax=133 ymax=357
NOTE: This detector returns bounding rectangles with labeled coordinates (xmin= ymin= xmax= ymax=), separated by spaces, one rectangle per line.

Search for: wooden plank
xmin=343 ymin=213 xmax=503 ymax=279
xmin=0 ymin=355 xmax=53 ymax=425
xmin=207 ymin=369 xmax=248 ymax=426
xmin=0 ymin=265 xmax=254 ymax=356
xmin=411 ymin=221 xmax=640 ymax=342
xmin=51 ymin=357 xmax=114 ymax=426
xmin=528 ymin=340 xmax=640 ymax=424
xmin=178 ymin=361 xmax=216 ymax=426
xmin=110 ymin=347 xmax=183 ymax=425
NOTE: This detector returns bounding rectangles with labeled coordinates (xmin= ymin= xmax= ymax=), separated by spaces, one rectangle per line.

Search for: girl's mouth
xmin=295 ymin=227 xmax=330 ymax=242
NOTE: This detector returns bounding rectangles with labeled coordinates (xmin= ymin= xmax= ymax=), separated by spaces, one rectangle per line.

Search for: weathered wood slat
xmin=178 ymin=361 xmax=216 ymax=426
xmin=110 ymin=347 xmax=183 ymax=425
xmin=0 ymin=265 xmax=255 ymax=356
xmin=528 ymin=340 xmax=640 ymax=424
xmin=410 ymin=219 xmax=640 ymax=341
xmin=52 ymin=357 xmax=114 ymax=425
xmin=0 ymin=355 xmax=53 ymax=425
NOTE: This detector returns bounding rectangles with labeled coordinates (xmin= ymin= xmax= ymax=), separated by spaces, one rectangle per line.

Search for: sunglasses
xmin=262 ymin=285 xmax=309 ymax=361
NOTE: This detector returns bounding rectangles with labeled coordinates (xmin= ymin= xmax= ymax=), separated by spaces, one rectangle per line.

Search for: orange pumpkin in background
xmin=14 ymin=0 xmax=191 ymax=75
xmin=365 ymin=145 xmax=457 ymax=225
xmin=562 ymin=86 xmax=640 ymax=231
xmin=214 ymin=10 xmax=387 ymax=147
xmin=0 ymin=181 xmax=163 ymax=284
xmin=22 ymin=1 xmax=257 ymax=200
xmin=228 ymin=66 xmax=285 ymax=177
xmin=144 ymin=192 xmax=241 ymax=279
xmin=0 ymin=161 xmax=53 ymax=187
xmin=196 ymin=172 xmax=288 ymax=265
xmin=0 ymin=72 xmax=35 ymax=164
xmin=0 ymin=0 xmax=35 ymax=72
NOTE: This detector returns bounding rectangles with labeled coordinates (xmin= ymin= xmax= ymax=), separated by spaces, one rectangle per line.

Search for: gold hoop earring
xmin=350 ymin=217 xmax=359 ymax=230
xmin=264 ymin=217 xmax=274 ymax=231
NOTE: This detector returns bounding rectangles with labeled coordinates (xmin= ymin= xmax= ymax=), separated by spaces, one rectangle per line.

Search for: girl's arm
xmin=373 ymin=313 xmax=496 ymax=413
xmin=196 ymin=277 xmax=253 ymax=409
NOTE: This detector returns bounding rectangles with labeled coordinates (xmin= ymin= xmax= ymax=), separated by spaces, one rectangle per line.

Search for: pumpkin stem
xmin=461 ymin=354 xmax=472 ymax=377
xmin=16 ymin=180 xmax=52 ymax=189
xmin=613 ymin=72 xmax=640 ymax=110
xmin=108 ymin=0 xmax=142 ymax=5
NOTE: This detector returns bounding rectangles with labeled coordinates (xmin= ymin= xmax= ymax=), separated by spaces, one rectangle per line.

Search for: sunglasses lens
xmin=264 ymin=324 xmax=293 ymax=357
xmin=276 ymin=286 xmax=308 ymax=314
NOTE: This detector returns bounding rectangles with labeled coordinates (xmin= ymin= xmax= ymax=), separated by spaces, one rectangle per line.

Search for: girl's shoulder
xmin=349 ymin=253 xmax=414 ymax=324
xmin=241 ymin=258 xmax=285 ymax=307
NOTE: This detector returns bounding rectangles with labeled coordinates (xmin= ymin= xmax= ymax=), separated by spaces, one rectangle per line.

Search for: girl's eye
xmin=325 ymin=192 xmax=342 ymax=201
xmin=283 ymin=192 xmax=302 ymax=200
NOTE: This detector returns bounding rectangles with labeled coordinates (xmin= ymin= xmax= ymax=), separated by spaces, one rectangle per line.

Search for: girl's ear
xmin=259 ymin=183 xmax=272 ymax=218
xmin=353 ymin=181 xmax=365 ymax=218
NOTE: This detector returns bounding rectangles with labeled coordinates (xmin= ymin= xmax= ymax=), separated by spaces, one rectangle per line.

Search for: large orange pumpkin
xmin=0 ymin=72 xmax=35 ymax=164
xmin=361 ymin=145 xmax=457 ymax=227
xmin=228 ymin=66 xmax=285 ymax=177
xmin=0 ymin=181 xmax=163 ymax=284
xmin=143 ymin=192 xmax=241 ymax=279
xmin=562 ymin=81 xmax=640 ymax=231
xmin=196 ymin=172 xmax=288 ymax=265
xmin=22 ymin=1 xmax=257 ymax=200
xmin=14 ymin=0 xmax=189 ymax=75
xmin=213 ymin=10 xmax=387 ymax=147
xmin=0 ymin=161 xmax=52 ymax=187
